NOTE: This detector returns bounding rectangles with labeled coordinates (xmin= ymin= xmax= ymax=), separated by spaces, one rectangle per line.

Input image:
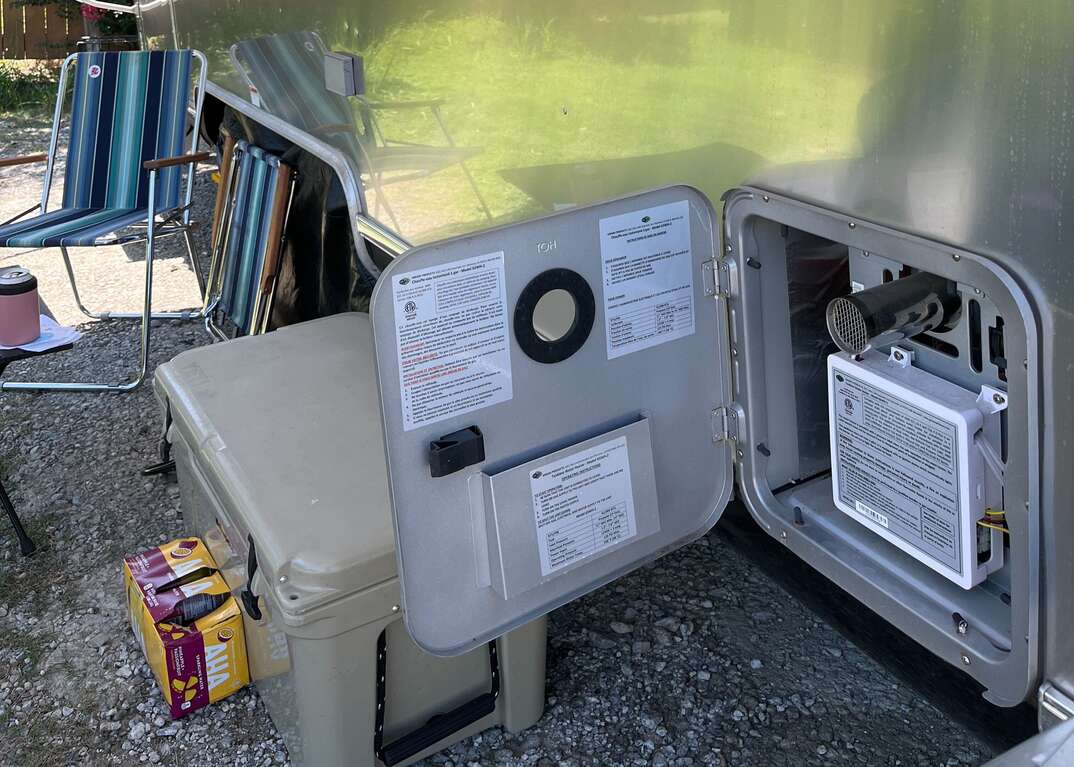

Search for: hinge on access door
xmin=711 ymin=406 xmax=739 ymax=444
xmin=702 ymin=258 xmax=731 ymax=299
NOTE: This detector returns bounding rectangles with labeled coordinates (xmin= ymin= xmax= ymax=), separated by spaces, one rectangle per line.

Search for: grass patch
xmin=0 ymin=60 xmax=58 ymax=115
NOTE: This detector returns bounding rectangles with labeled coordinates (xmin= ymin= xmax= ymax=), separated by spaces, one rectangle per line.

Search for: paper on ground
xmin=0 ymin=315 xmax=81 ymax=352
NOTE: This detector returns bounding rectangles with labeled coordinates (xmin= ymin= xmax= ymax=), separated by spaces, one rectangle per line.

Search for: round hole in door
xmin=532 ymin=289 xmax=577 ymax=342
xmin=514 ymin=269 xmax=595 ymax=364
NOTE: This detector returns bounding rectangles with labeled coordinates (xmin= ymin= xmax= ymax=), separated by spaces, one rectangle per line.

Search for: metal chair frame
xmin=0 ymin=50 xmax=209 ymax=393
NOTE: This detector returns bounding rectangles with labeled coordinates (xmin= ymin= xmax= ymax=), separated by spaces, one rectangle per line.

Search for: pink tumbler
xmin=0 ymin=268 xmax=40 ymax=346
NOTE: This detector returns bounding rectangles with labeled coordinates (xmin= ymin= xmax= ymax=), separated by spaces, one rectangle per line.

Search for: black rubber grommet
xmin=513 ymin=269 xmax=595 ymax=364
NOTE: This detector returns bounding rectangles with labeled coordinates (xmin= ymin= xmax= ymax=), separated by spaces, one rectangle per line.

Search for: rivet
xmin=278 ymin=575 xmax=288 ymax=583
xmin=862 ymin=251 xmax=870 ymax=257
xmin=848 ymin=222 xmax=856 ymax=229
xmin=762 ymin=195 xmax=770 ymax=202
xmin=391 ymin=605 xmax=400 ymax=613
xmin=957 ymin=619 xmax=968 ymax=635
xmin=952 ymin=253 xmax=962 ymax=262
xmin=974 ymin=288 xmax=981 ymax=294
xmin=731 ymin=347 xmax=738 ymax=356
xmin=736 ymin=450 xmax=744 ymax=459
xmin=961 ymin=654 xmax=971 ymax=665
xmin=725 ymin=243 xmax=733 ymax=253
xmin=780 ymin=530 xmax=788 ymax=540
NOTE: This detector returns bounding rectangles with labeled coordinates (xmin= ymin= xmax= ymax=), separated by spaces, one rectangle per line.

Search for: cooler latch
xmin=240 ymin=534 xmax=263 ymax=621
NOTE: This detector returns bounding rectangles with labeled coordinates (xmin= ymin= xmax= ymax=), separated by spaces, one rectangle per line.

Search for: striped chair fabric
xmin=0 ymin=50 xmax=192 ymax=248
xmin=215 ymin=143 xmax=288 ymax=335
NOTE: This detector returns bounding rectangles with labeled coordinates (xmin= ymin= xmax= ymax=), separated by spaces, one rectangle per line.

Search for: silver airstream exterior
xmin=88 ymin=0 xmax=1074 ymax=759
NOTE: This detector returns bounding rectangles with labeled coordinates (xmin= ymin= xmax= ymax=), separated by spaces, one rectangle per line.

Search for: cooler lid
xmin=370 ymin=186 xmax=736 ymax=655
xmin=155 ymin=313 xmax=395 ymax=621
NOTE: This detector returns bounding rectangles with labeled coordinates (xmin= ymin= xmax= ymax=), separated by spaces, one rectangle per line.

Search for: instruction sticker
xmin=530 ymin=437 xmax=637 ymax=576
xmin=599 ymin=200 xmax=695 ymax=359
xmin=831 ymin=372 xmax=962 ymax=573
xmin=392 ymin=252 xmax=512 ymax=431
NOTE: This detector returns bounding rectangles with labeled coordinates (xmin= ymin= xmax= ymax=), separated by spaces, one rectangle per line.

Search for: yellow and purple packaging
xmin=123 ymin=537 xmax=250 ymax=718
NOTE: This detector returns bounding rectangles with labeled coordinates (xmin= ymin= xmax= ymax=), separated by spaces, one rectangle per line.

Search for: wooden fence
xmin=1 ymin=2 xmax=84 ymax=60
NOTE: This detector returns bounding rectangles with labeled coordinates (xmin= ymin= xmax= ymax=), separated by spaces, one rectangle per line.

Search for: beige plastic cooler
xmin=153 ymin=313 xmax=547 ymax=767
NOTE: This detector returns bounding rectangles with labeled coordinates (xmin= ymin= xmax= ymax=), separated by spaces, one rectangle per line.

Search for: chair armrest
xmin=144 ymin=151 xmax=213 ymax=171
xmin=0 ymin=153 xmax=47 ymax=169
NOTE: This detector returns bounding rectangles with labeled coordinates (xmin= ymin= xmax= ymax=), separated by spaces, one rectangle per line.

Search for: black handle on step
xmin=374 ymin=634 xmax=499 ymax=766
xmin=240 ymin=534 xmax=263 ymax=621
xmin=378 ymin=692 xmax=497 ymax=766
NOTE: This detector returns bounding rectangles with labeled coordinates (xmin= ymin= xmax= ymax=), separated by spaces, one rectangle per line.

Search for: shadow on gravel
xmin=716 ymin=501 xmax=1038 ymax=754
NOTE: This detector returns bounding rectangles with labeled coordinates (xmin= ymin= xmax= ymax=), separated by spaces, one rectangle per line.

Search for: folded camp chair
xmin=203 ymin=139 xmax=295 ymax=340
xmin=0 ymin=49 xmax=209 ymax=393
xmin=228 ymin=31 xmax=491 ymax=230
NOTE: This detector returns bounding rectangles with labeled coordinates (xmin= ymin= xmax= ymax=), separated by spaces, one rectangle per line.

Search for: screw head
xmin=736 ymin=450 xmax=744 ymax=459
xmin=957 ymin=619 xmax=969 ymax=635
xmin=762 ymin=195 xmax=770 ymax=202
xmin=391 ymin=605 xmax=400 ymax=613
xmin=961 ymin=654 xmax=971 ymax=665
xmin=780 ymin=530 xmax=788 ymax=540
xmin=993 ymin=393 xmax=1005 ymax=405
xmin=893 ymin=350 xmax=904 ymax=361
xmin=952 ymin=253 xmax=962 ymax=262
xmin=279 ymin=575 xmax=288 ymax=583
xmin=848 ymin=222 xmax=856 ymax=229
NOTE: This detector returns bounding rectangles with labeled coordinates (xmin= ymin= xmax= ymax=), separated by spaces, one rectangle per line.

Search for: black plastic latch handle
xmin=240 ymin=534 xmax=263 ymax=621
xmin=428 ymin=426 xmax=484 ymax=477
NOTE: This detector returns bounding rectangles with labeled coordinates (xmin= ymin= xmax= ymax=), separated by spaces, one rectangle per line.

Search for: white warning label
xmin=599 ymin=200 xmax=695 ymax=360
xmin=530 ymin=437 xmax=637 ymax=576
xmin=831 ymin=371 xmax=962 ymax=573
xmin=392 ymin=252 xmax=512 ymax=431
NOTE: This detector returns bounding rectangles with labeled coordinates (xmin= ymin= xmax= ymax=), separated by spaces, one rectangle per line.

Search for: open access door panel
xmin=371 ymin=186 xmax=735 ymax=655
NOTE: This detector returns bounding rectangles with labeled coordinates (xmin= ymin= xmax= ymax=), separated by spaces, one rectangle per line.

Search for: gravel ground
xmin=0 ymin=114 xmax=1003 ymax=766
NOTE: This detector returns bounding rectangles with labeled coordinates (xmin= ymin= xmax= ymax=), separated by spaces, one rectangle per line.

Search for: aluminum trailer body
xmin=119 ymin=0 xmax=1073 ymax=739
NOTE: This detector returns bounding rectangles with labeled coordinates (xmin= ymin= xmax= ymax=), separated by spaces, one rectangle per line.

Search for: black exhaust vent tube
xmin=825 ymin=272 xmax=959 ymax=355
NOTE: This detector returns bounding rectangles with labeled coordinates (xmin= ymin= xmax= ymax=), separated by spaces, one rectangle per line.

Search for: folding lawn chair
xmin=0 ymin=49 xmax=209 ymax=392
xmin=203 ymin=139 xmax=296 ymax=340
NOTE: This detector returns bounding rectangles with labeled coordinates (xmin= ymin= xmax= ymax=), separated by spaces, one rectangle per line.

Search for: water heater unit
xmin=828 ymin=348 xmax=1007 ymax=589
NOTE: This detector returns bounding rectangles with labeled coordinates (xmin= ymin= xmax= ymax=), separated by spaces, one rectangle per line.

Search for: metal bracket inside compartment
xmin=1040 ymin=682 xmax=1074 ymax=729
xmin=977 ymin=384 xmax=1009 ymax=415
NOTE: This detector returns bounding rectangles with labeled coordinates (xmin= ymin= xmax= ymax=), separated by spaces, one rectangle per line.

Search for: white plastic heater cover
xmin=370 ymin=187 xmax=735 ymax=655
xmin=828 ymin=349 xmax=1006 ymax=589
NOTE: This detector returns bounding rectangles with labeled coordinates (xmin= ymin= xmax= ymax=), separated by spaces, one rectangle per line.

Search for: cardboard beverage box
xmin=123 ymin=537 xmax=250 ymax=718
